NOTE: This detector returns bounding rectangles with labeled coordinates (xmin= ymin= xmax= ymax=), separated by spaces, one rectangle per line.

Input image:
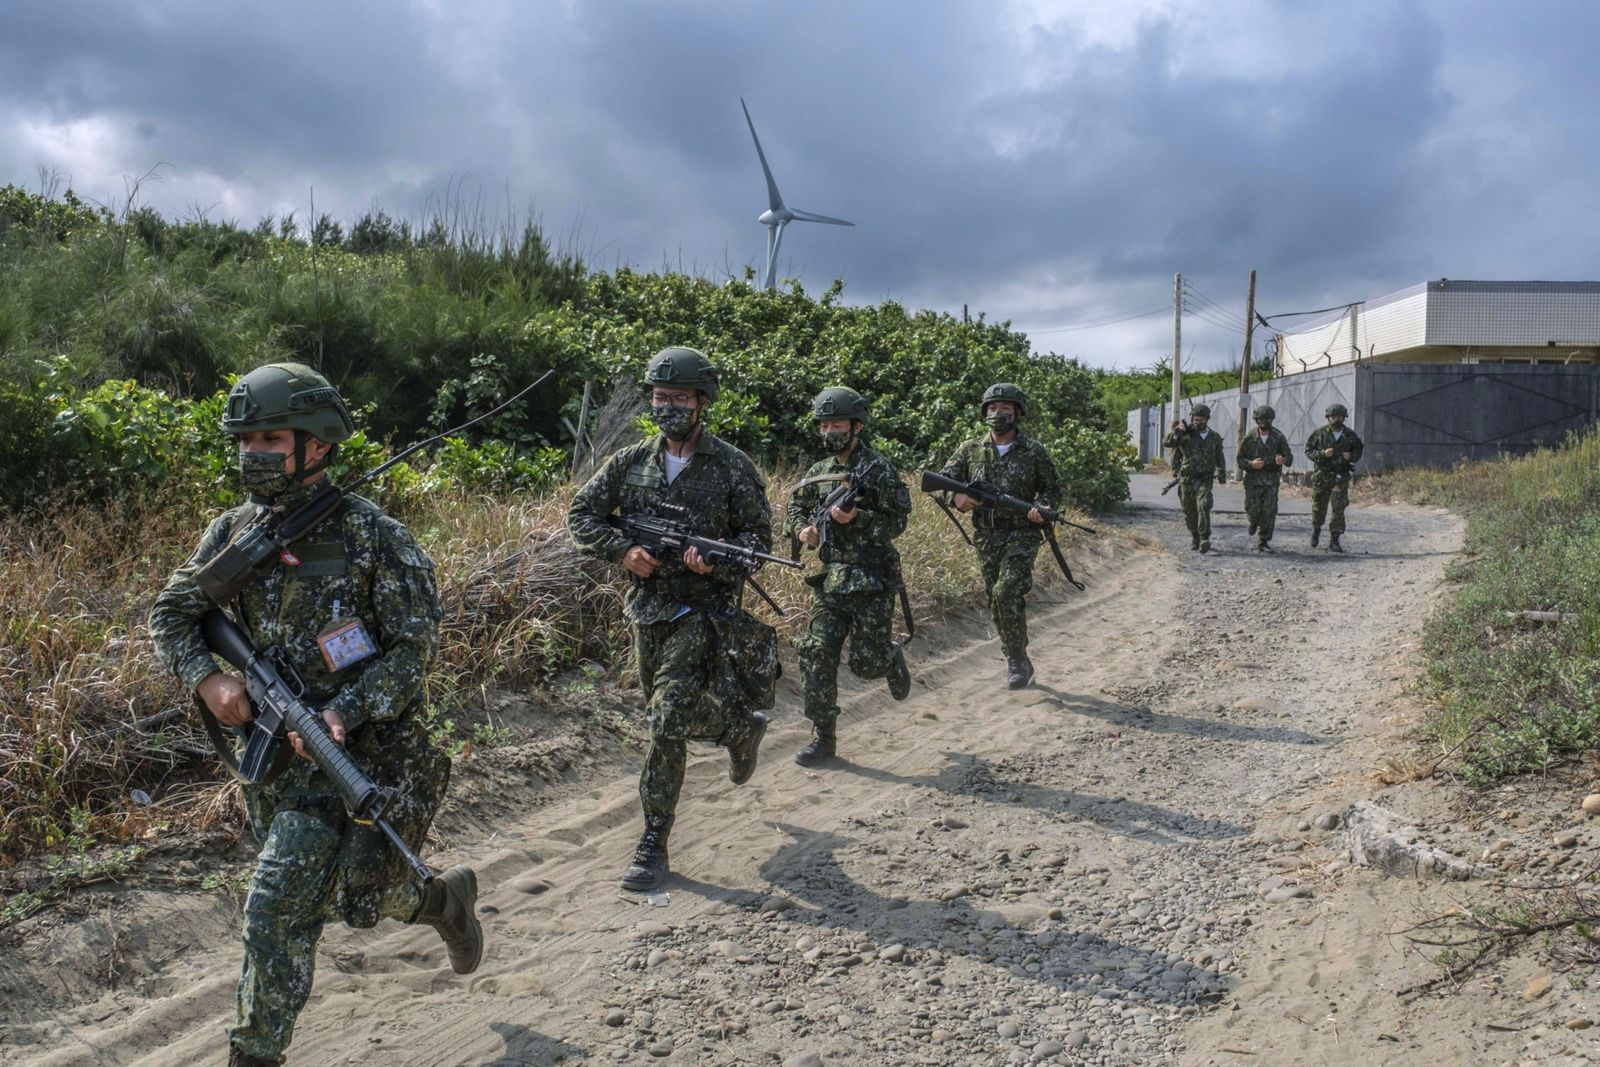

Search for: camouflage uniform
xmin=567 ymin=431 xmax=771 ymax=818
xmin=1164 ymin=426 xmax=1227 ymax=544
xmin=150 ymin=482 xmax=446 ymax=1065
xmin=1306 ymin=424 xmax=1364 ymax=537
xmin=783 ymin=443 xmax=911 ymax=728
xmin=1236 ymin=426 xmax=1293 ymax=543
xmin=940 ymin=434 xmax=1061 ymax=659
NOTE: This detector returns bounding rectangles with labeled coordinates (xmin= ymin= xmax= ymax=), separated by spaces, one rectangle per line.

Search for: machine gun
xmin=199 ymin=609 xmax=436 ymax=885
xmin=610 ymin=503 xmax=801 ymax=616
xmin=194 ymin=369 xmax=554 ymax=605
xmin=1161 ymin=478 xmax=1179 ymax=495
xmin=919 ymin=470 xmax=1090 ymax=591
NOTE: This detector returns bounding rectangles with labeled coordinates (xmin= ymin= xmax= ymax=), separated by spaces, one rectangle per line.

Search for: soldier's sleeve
xmin=1280 ymin=431 xmax=1295 ymax=468
xmin=1347 ymin=431 xmax=1364 ymax=465
xmin=1033 ymin=444 xmax=1061 ymax=511
xmin=148 ymin=513 xmax=238 ymax=693
xmin=323 ymin=515 xmax=441 ymax=732
xmin=781 ymin=470 xmax=816 ymax=539
xmin=937 ymin=441 xmax=972 ymax=505
xmin=857 ymin=457 xmax=911 ymax=543
xmin=1211 ymin=437 xmax=1227 ymax=484
xmin=1235 ymin=436 xmax=1250 ymax=471
xmin=1162 ymin=430 xmax=1182 ymax=449
xmin=567 ymin=451 xmax=632 ymax=562
xmin=1304 ymin=428 xmax=1320 ymax=458
xmin=725 ymin=453 xmax=773 ymax=556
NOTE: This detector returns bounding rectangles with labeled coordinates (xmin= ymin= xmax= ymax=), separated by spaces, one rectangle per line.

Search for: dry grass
xmin=0 ymin=467 xmax=1096 ymax=863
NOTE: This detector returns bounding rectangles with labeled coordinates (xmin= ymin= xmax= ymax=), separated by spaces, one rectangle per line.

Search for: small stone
xmin=1040 ymin=854 xmax=1067 ymax=868
xmin=1263 ymin=886 xmax=1312 ymax=904
xmin=1314 ymin=812 xmax=1341 ymax=831
xmin=997 ymin=1020 xmax=1021 ymax=1039
xmin=636 ymin=921 xmax=673 ymax=939
xmin=761 ymin=896 xmax=795 ymax=914
xmin=1047 ymin=906 xmax=1064 ymax=920
xmin=784 ymin=1054 xmax=824 ymax=1067
xmin=604 ymin=1009 xmax=625 ymax=1027
xmin=942 ymin=815 xmax=971 ymax=830
xmin=1583 ymin=795 xmax=1600 ymax=816
xmin=1523 ymin=973 xmax=1553 ymax=1001
xmin=1567 ymin=1018 xmax=1592 ymax=1031
xmin=1555 ymin=829 xmax=1581 ymax=848
xmin=878 ymin=944 xmax=906 ymax=962
xmin=931 ymin=1029 xmax=952 ymax=1043
xmin=646 ymin=949 xmax=669 ymax=968
xmin=513 ymin=875 xmax=551 ymax=894
xmin=713 ymin=939 xmax=741 ymax=958
xmin=1033 ymin=1039 xmax=1063 ymax=1057
xmin=795 ymin=934 xmax=815 ymax=952
xmin=939 ymin=885 xmax=969 ymax=901
xmin=1065 ymin=1030 xmax=1089 ymax=1049
xmin=649 ymin=1038 xmax=674 ymax=1057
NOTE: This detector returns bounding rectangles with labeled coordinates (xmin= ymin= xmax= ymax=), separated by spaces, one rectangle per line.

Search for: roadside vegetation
xmin=1374 ymin=432 xmax=1600 ymax=783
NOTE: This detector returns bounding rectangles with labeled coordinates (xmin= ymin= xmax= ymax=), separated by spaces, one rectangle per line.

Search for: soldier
xmin=1236 ymin=404 xmax=1293 ymax=552
xmin=1305 ymin=402 xmax=1364 ymax=552
xmin=941 ymin=382 xmax=1061 ymax=690
xmin=783 ymin=387 xmax=913 ymax=766
xmin=149 ymin=363 xmax=481 ymax=1067
xmin=567 ymin=347 xmax=772 ymax=891
xmin=1164 ymin=403 xmax=1227 ymax=553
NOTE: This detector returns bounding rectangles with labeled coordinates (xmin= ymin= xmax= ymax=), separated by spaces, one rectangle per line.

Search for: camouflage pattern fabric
xmin=783 ymin=443 xmax=910 ymax=725
xmin=149 ymin=479 xmax=446 ymax=1063
xmin=568 ymin=431 xmax=772 ymax=819
xmin=1305 ymin=425 xmax=1365 ymax=535
xmin=1237 ymin=427 xmax=1293 ymax=542
xmin=1165 ymin=427 xmax=1227 ymax=539
xmin=939 ymin=433 xmax=1061 ymax=658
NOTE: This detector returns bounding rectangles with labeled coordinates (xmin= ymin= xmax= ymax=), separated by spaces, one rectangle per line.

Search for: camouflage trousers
xmin=1177 ymin=479 xmax=1215 ymax=541
xmin=635 ymin=610 xmax=755 ymax=820
xmin=977 ymin=536 xmax=1040 ymax=658
xmin=795 ymin=587 xmax=896 ymax=727
xmin=232 ymin=803 xmax=424 ymax=1062
xmin=1310 ymin=473 xmax=1352 ymax=535
xmin=1243 ymin=479 xmax=1281 ymax=541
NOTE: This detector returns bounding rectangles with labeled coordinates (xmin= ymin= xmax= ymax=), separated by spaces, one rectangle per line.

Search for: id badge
xmin=317 ymin=617 xmax=378 ymax=672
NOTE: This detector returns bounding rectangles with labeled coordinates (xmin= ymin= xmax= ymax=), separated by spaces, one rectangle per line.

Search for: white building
xmin=1274 ymin=279 xmax=1600 ymax=376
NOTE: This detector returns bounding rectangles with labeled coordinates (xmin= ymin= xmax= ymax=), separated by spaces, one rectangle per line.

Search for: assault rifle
xmin=194 ymin=368 xmax=554 ymax=605
xmin=1161 ymin=478 xmax=1179 ymax=495
xmin=610 ymin=503 xmax=801 ymax=616
xmin=199 ymin=609 xmax=435 ymax=885
xmin=919 ymin=470 xmax=1089 ymax=591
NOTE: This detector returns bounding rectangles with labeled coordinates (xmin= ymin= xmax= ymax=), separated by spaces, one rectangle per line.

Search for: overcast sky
xmin=3 ymin=0 xmax=1596 ymax=370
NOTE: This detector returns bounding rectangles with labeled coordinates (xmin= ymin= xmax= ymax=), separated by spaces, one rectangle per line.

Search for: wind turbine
xmin=741 ymin=98 xmax=853 ymax=291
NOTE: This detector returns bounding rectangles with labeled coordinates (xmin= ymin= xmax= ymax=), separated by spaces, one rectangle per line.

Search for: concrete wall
xmin=1126 ymin=362 xmax=1600 ymax=472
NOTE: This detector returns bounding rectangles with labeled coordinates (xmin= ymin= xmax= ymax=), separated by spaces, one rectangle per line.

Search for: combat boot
xmin=726 ymin=712 xmax=767 ymax=784
xmin=228 ymin=1048 xmax=277 ymax=1067
xmin=1328 ymin=534 xmax=1344 ymax=553
xmin=620 ymin=815 xmax=673 ymax=892
xmin=887 ymin=643 xmax=911 ymax=701
xmin=1311 ymin=526 xmax=1321 ymax=547
xmin=1190 ymin=533 xmax=1200 ymax=551
xmin=794 ymin=721 xmax=837 ymax=767
xmin=1199 ymin=539 xmax=1211 ymax=554
xmin=1256 ymin=538 xmax=1273 ymax=553
xmin=1006 ymin=653 xmax=1035 ymax=690
xmin=415 ymin=864 xmax=484 ymax=975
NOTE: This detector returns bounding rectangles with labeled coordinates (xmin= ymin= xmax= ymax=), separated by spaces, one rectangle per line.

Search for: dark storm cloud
xmin=2 ymin=1 xmax=1598 ymax=368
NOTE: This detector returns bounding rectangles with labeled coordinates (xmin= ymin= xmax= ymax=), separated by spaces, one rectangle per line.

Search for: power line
xmin=1019 ymin=304 xmax=1174 ymax=335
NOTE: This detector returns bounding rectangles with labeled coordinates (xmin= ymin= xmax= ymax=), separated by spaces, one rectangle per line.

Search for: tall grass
xmin=1373 ymin=434 xmax=1600 ymax=781
xmin=0 ymin=468 xmax=1086 ymax=862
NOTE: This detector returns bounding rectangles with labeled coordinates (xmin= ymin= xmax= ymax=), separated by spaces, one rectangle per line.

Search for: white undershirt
xmin=664 ymin=451 xmax=690 ymax=484
xmin=1331 ymin=429 xmax=1344 ymax=440
xmin=996 ymin=442 xmax=1014 ymax=456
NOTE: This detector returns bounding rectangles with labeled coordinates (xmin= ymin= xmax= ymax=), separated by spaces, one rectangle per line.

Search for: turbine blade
xmin=763 ymin=225 xmax=779 ymax=290
xmin=788 ymin=208 xmax=854 ymax=227
xmin=741 ymin=98 xmax=785 ymax=212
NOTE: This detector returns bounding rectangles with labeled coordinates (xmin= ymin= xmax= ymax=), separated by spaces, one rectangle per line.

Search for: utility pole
xmin=1238 ymin=269 xmax=1257 ymax=455
xmin=1170 ymin=272 xmax=1182 ymax=413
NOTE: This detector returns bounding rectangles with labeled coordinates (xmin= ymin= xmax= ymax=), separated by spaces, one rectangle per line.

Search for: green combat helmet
xmin=1190 ymin=403 xmax=1211 ymax=419
xmin=220 ymin=362 xmax=354 ymax=443
xmin=1253 ymin=405 xmax=1275 ymax=422
xmin=1325 ymin=403 xmax=1348 ymax=418
xmin=812 ymin=386 xmax=869 ymax=423
xmin=644 ymin=346 xmax=721 ymax=401
xmin=980 ymin=382 xmax=1029 ymax=416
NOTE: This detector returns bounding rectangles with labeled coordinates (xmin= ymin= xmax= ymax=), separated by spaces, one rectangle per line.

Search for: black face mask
xmin=985 ymin=410 xmax=1016 ymax=434
xmin=820 ymin=429 xmax=853 ymax=453
xmin=652 ymin=403 xmax=699 ymax=441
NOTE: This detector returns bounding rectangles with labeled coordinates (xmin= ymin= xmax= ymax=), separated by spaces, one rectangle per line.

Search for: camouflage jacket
xmin=939 ymin=432 xmax=1061 ymax=548
xmin=1236 ymin=427 xmax=1293 ymax=483
xmin=783 ymin=442 xmax=910 ymax=596
xmin=1305 ymin=425 xmax=1364 ymax=479
xmin=567 ymin=430 xmax=772 ymax=625
xmin=149 ymin=482 xmax=443 ymax=735
xmin=1164 ymin=427 xmax=1227 ymax=484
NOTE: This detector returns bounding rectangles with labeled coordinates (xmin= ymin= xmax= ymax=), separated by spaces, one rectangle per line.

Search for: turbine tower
xmin=741 ymin=98 xmax=853 ymax=291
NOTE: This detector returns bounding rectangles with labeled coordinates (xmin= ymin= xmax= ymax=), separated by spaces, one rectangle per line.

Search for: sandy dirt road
xmin=7 ymin=474 xmax=1483 ymax=1066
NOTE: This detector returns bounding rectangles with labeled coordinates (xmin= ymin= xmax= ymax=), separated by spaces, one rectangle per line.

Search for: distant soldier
xmin=941 ymin=382 xmax=1061 ymax=689
xmin=1305 ymin=402 xmax=1363 ymax=552
xmin=1164 ymin=403 xmax=1227 ymax=553
xmin=1236 ymin=405 xmax=1293 ymax=552
xmin=567 ymin=347 xmax=772 ymax=891
xmin=783 ymin=387 xmax=913 ymax=766
xmin=149 ymin=363 xmax=480 ymax=1067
